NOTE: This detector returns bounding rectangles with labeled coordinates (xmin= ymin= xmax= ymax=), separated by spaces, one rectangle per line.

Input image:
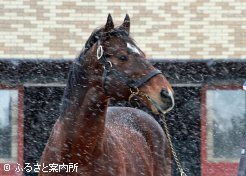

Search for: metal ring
xmin=128 ymin=93 xmax=135 ymax=105
xmin=97 ymin=45 xmax=103 ymax=60
xmin=103 ymin=61 xmax=113 ymax=70
xmin=106 ymin=61 xmax=112 ymax=68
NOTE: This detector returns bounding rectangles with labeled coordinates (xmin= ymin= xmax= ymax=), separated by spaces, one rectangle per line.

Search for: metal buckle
xmin=129 ymin=87 xmax=139 ymax=95
xmin=128 ymin=87 xmax=139 ymax=105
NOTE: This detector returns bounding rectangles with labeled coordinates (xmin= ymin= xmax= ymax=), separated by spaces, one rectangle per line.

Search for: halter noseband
xmin=96 ymin=43 xmax=162 ymax=96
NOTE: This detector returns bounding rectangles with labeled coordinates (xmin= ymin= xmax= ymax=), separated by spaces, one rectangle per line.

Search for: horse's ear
xmin=119 ymin=14 xmax=130 ymax=34
xmin=105 ymin=14 xmax=114 ymax=32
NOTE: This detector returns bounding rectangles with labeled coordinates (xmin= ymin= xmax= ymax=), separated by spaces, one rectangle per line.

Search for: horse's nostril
xmin=160 ymin=89 xmax=170 ymax=99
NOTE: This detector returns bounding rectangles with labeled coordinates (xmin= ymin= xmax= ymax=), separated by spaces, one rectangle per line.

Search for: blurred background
xmin=0 ymin=0 xmax=246 ymax=175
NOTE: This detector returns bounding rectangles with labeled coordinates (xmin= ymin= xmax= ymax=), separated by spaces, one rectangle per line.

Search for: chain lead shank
xmin=128 ymin=89 xmax=187 ymax=176
xmin=160 ymin=114 xmax=187 ymax=176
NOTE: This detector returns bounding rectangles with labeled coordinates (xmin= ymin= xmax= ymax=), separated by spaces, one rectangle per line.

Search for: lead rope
xmin=160 ymin=114 xmax=187 ymax=176
xmin=129 ymin=89 xmax=187 ymax=176
xmin=145 ymin=95 xmax=187 ymax=176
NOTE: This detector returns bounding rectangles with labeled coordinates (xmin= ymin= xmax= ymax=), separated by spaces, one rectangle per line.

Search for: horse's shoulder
xmin=106 ymin=106 xmax=164 ymax=136
xmin=107 ymin=106 xmax=153 ymax=121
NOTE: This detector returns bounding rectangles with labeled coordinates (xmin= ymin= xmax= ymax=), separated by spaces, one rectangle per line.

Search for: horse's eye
xmin=119 ymin=55 xmax=128 ymax=61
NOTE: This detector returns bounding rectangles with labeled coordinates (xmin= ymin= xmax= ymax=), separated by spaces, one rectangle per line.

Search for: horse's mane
xmin=60 ymin=26 xmax=130 ymax=117
xmin=60 ymin=29 xmax=101 ymax=117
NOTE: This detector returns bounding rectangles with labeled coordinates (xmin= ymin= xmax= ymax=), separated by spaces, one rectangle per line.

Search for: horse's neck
xmin=59 ymin=62 xmax=109 ymax=157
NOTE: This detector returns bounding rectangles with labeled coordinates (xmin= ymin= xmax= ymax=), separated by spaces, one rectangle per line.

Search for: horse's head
xmin=83 ymin=14 xmax=174 ymax=114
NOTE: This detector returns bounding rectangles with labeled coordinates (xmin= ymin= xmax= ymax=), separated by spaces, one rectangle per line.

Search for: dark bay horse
xmin=39 ymin=14 xmax=175 ymax=176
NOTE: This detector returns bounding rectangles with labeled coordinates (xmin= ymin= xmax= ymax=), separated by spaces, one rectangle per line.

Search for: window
xmin=0 ymin=86 xmax=23 ymax=175
xmin=201 ymin=86 xmax=245 ymax=176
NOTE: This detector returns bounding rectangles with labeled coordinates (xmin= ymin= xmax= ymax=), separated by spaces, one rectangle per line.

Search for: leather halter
xmin=96 ymin=43 xmax=162 ymax=94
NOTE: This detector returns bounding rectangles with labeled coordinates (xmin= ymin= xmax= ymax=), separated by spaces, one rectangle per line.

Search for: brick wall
xmin=0 ymin=0 xmax=246 ymax=59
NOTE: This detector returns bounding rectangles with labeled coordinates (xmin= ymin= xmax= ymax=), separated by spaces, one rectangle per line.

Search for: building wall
xmin=0 ymin=0 xmax=246 ymax=59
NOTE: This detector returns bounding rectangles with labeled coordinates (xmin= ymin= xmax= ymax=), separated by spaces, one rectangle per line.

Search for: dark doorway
xmin=166 ymin=87 xmax=201 ymax=176
xmin=24 ymin=86 xmax=63 ymax=175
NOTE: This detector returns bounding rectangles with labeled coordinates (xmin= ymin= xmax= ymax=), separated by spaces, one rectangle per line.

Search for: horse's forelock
xmin=110 ymin=27 xmax=129 ymax=38
xmin=78 ymin=25 xmax=133 ymax=61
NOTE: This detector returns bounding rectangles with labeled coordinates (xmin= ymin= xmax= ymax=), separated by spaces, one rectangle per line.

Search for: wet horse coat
xmin=39 ymin=14 xmax=173 ymax=176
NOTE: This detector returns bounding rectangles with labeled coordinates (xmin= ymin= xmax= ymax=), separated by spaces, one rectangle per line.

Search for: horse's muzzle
xmin=160 ymin=88 xmax=175 ymax=112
